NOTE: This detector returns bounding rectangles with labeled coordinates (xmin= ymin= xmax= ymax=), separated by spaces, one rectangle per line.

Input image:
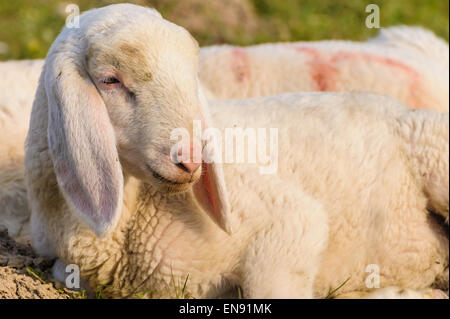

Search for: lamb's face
xmin=38 ymin=5 xmax=230 ymax=236
xmin=85 ymin=19 xmax=203 ymax=193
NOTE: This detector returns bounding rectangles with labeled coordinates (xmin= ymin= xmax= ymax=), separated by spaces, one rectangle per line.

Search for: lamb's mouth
xmin=145 ymin=164 xmax=193 ymax=192
xmin=152 ymin=171 xmax=186 ymax=185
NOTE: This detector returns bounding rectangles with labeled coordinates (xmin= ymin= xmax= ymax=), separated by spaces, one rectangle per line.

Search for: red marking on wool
xmin=329 ymin=51 xmax=419 ymax=76
xmin=231 ymin=49 xmax=251 ymax=82
xmin=291 ymin=46 xmax=425 ymax=109
xmin=294 ymin=46 xmax=339 ymax=91
xmin=330 ymin=51 xmax=423 ymax=109
xmin=294 ymin=46 xmax=321 ymax=59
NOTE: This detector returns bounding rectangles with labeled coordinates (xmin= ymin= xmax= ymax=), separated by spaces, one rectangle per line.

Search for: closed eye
xmin=98 ymin=76 xmax=122 ymax=90
xmin=101 ymin=77 xmax=120 ymax=85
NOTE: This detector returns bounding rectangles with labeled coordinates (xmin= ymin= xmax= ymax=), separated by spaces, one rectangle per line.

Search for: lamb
xmin=0 ymin=60 xmax=43 ymax=239
xmin=199 ymin=26 xmax=449 ymax=112
xmin=0 ymin=59 xmax=44 ymax=112
xmin=24 ymin=4 xmax=448 ymax=298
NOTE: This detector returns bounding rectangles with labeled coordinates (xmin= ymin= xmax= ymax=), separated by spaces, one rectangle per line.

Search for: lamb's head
xmin=39 ymin=4 xmax=230 ymax=237
xmin=81 ymin=8 xmax=204 ymax=191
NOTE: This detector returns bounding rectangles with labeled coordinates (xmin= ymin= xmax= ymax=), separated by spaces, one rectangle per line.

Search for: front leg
xmin=240 ymin=192 xmax=328 ymax=298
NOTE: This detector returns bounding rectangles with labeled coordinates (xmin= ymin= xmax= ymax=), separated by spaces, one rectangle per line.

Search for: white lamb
xmin=24 ymin=4 xmax=448 ymax=299
xmin=0 ymin=60 xmax=43 ymax=238
xmin=199 ymin=26 xmax=449 ymax=112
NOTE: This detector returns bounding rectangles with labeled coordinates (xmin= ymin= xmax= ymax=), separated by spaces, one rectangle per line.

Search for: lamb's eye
xmin=101 ymin=77 xmax=120 ymax=84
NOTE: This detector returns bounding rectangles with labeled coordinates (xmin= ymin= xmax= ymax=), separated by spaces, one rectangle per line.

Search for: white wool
xmin=199 ymin=26 xmax=448 ymax=112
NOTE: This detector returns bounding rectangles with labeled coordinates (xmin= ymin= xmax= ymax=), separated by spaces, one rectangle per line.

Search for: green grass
xmin=134 ymin=289 xmax=154 ymax=299
xmin=324 ymin=276 xmax=352 ymax=299
xmin=69 ymin=289 xmax=88 ymax=299
xmin=0 ymin=0 xmax=448 ymax=61
xmin=25 ymin=266 xmax=46 ymax=284
xmin=170 ymin=270 xmax=192 ymax=299
xmin=249 ymin=0 xmax=449 ymax=43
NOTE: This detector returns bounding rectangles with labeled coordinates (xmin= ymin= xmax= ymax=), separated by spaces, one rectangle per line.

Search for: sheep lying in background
xmin=25 ymin=4 xmax=448 ymax=299
xmin=0 ymin=60 xmax=43 ymax=112
xmin=0 ymin=60 xmax=42 ymax=239
xmin=200 ymin=26 xmax=449 ymax=112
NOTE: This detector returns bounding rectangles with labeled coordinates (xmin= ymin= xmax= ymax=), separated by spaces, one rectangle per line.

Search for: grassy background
xmin=0 ymin=0 xmax=448 ymax=61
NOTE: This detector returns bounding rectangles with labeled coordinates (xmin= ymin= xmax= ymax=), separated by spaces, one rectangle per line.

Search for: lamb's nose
xmin=175 ymin=142 xmax=202 ymax=174
xmin=178 ymin=160 xmax=201 ymax=174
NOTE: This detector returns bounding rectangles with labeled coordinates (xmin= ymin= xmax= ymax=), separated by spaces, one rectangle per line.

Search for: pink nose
xmin=179 ymin=161 xmax=201 ymax=174
xmin=176 ymin=142 xmax=202 ymax=174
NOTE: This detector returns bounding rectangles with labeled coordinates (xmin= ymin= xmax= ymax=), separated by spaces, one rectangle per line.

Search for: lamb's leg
xmin=30 ymin=208 xmax=57 ymax=258
xmin=241 ymin=192 xmax=328 ymax=298
xmin=336 ymin=287 xmax=448 ymax=299
xmin=0 ymin=163 xmax=30 ymax=240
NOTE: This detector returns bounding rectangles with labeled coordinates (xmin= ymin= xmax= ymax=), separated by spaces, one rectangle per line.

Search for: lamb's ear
xmin=45 ymin=55 xmax=123 ymax=237
xmin=192 ymin=85 xmax=232 ymax=234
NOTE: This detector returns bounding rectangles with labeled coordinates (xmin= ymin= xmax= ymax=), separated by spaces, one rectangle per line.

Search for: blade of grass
xmin=181 ymin=274 xmax=189 ymax=297
xmin=237 ymin=286 xmax=243 ymax=299
xmin=325 ymin=276 xmax=351 ymax=299
xmin=26 ymin=266 xmax=46 ymax=284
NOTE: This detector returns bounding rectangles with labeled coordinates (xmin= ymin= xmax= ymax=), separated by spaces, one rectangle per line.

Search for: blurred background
xmin=0 ymin=0 xmax=448 ymax=61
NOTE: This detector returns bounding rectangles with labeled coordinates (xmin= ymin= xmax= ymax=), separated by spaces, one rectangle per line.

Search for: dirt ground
xmin=0 ymin=225 xmax=82 ymax=299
